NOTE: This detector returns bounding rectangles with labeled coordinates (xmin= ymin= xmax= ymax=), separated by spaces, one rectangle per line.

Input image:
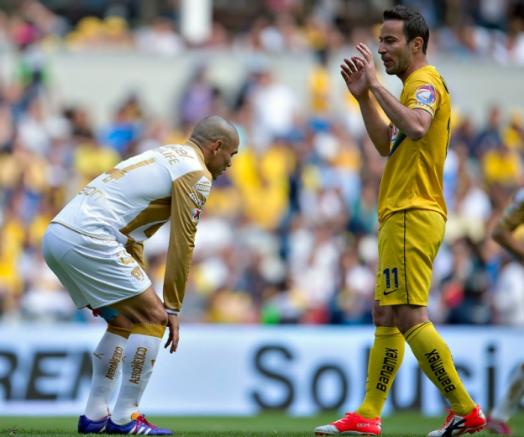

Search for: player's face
xmin=209 ymin=139 xmax=239 ymax=180
xmin=378 ymin=20 xmax=412 ymax=76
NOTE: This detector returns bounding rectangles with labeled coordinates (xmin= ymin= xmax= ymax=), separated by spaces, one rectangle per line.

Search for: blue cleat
xmin=77 ymin=415 xmax=109 ymax=434
xmin=106 ymin=413 xmax=173 ymax=435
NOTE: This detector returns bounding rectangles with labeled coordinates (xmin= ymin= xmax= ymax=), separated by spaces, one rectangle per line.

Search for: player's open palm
xmin=341 ymin=57 xmax=368 ymax=99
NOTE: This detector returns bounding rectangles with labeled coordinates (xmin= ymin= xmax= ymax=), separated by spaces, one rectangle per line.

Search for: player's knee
xmin=372 ymin=303 xmax=394 ymax=326
xmin=393 ymin=305 xmax=428 ymax=333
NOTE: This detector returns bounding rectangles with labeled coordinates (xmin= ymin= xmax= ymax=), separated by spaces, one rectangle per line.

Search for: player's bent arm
xmin=492 ymin=222 xmax=524 ymax=262
xmin=358 ymin=94 xmax=391 ymax=156
xmin=163 ymin=171 xmax=208 ymax=312
xmin=370 ymin=84 xmax=432 ymax=140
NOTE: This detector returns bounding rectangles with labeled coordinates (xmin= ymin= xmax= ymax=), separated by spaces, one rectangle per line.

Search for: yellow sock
xmin=356 ymin=327 xmax=405 ymax=418
xmin=404 ymin=322 xmax=476 ymax=415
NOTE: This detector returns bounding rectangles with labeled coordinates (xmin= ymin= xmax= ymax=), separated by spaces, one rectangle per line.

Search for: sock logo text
xmin=425 ymin=349 xmax=455 ymax=392
xmin=129 ymin=347 xmax=148 ymax=384
xmin=105 ymin=346 xmax=123 ymax=380
xmin=376 ymin=348 xmax=399 ymax=392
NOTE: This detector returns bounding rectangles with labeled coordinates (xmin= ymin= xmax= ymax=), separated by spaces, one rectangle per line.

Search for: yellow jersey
xmin=499 ymin=187 xmax=524 ymax=231
xmin=378 ymin=65 xmax=450 ymax=223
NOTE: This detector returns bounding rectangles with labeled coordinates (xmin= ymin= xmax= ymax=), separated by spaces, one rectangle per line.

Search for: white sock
xmin=491 ymin=363 xmax=524 ymax=422
xmin=84 ymin=331 xmax=128 ymax=420
xmin=111 ymin=330 xmax=162 ymax=424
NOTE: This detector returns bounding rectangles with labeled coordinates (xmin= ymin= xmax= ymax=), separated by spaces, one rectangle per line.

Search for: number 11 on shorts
xmin=383 ymin=267 xmax=399 ymax=289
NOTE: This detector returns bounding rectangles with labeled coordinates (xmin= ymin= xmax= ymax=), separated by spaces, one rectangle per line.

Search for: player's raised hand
xmin=340 ymin=56 xmax=368 ymax=99
xmin=164 ymin=313 xmax=180 ymax=353
xmin=355 ymin=42 xmax=380 ymax=88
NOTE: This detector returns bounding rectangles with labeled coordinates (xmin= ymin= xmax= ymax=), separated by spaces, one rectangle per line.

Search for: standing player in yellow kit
xmin=315 ymin=5 xmax=486 ymax=437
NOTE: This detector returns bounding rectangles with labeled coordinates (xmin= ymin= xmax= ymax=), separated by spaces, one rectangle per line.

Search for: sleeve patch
xmin=191 ymin=208 xmax=202 ymax=223
xmin=415 ymin=85 xmax=436 ymax=105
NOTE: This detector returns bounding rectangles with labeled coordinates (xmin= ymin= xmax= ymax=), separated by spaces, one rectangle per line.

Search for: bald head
xmin=189 ymin=115 xmax=239 ymax=180
xmin=190 ymin=115 xmax=239 ymax=150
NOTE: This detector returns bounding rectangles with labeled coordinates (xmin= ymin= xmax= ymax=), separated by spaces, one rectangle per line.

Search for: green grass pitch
xmin=0 ymin=412 xmax=523 ymax=437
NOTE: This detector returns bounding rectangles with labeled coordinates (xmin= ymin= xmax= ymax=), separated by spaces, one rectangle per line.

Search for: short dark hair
xmin=383 ymin=5 xmax=429 ymax=54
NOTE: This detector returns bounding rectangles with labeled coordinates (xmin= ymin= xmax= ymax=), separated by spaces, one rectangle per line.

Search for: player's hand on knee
xmin=164 ymin=314 xmax=180 ymax=354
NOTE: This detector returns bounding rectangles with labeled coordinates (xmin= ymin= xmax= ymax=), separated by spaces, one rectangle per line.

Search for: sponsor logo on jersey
xmin=415 ymin=84 xmax=436 ymax=105
xmin=160 ymin=145 xmax=194 ymax=165
xmin=131 ymin=266 xmax=145 ymax=281
xmin=119 ymin=253 xmax=135 ymax=266
xmin=191 ymin=208 xmax=202 ymax=223
xmin=174 ymin=146 xmax=191 ymax=157
xmin=194 ymin=176 xmax=212 ymax=198
xmin=189 ymin=191 xmax=204 ymax=208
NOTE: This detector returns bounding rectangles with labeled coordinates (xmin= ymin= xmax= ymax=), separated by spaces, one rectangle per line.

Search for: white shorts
xmin=42 ymin=223 xmax=152 ymax=309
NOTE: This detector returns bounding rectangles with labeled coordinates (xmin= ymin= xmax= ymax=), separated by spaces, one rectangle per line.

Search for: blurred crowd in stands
xmin=0 ymin=0 xmax=524 ymax=63
xmin=1 ymin=0 xmax=524 ymax=326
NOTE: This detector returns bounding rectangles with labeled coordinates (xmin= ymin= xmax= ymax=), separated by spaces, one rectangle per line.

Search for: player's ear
xmin=211 ymin=139 xmax=222 ymax=154
xmin=412 ymin=36 xmax=423 ymax=54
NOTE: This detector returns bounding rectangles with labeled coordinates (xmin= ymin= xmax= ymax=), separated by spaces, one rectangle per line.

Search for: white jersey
xmin=52 ymin=142 xmax=213 ymax=311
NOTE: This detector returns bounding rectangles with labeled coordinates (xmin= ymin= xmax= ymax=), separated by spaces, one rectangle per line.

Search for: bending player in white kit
xmin=487 ymin=187 xmax=524 ymax=436
xmin=42 ymin=115 xmax=239 ymax=435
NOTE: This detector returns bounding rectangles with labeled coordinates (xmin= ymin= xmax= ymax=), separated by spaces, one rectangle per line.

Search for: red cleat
xmin=314 ymin=412 xmax=382 ymax=436
xmin=427 ymin=405 xmax=486 ymax=436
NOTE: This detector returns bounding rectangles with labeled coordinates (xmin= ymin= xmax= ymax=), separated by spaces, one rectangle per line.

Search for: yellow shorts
xmin=374 ymin=209 xmax=445 ymax=306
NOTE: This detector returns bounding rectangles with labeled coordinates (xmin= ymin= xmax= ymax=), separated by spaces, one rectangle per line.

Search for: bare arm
xmin=369 ymin=84 xmax=433 ymax=141
xmin=340 ymin=58 xmax=390 ymax=156
xmin=357 ymin=93 xmax=391 ymax=156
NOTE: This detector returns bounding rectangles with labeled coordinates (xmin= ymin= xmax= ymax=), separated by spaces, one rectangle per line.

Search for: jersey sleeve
xmin=163 ymin=170 xmax=212 ymax=311
xmin=404 ymin=71 xmax=441 ymax=117
xmin=499 ymin=188 xmax=524 ymax=231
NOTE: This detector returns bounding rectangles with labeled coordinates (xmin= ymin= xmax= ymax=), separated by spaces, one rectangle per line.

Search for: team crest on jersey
xmin=389 ymin=125 xmax=407 ymax=156
xmin=391 ymin=125 xmax=399 ymax=142
xmin=415 ymin=85 xmax=436 ymax=105
xmin=191 ymin=208 xmax=202 ymax=223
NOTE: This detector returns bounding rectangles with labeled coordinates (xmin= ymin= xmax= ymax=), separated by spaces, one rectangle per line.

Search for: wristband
xmin=165 ymin=308 xmax=180 ymax=316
